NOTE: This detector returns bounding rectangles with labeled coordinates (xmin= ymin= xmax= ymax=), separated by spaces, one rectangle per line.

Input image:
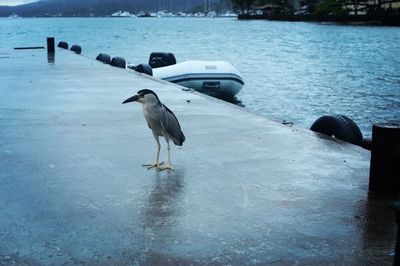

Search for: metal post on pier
xmin=47 ymin=37 xmax=55 ymax=54
xmin=369 ymin=123 xmax=400 ymax=194
xmin=47 ymin=37 xmax=55 ymax=63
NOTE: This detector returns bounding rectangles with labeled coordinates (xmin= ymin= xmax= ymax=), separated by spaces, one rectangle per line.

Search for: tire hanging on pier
xmin=57 ymin=41 xmax=68 ymax=49
xmin=70 ymin=44 xmax=82 ymax=54
xmin=96 ymin=53 xmax=111 ymax=64
xmin=128 ymin=64 xmax=153 ymax=76
xmin=110 ymin=57 xmax=126 ymax=69
xmin=310 ymin=114 xmax=363 ymax=146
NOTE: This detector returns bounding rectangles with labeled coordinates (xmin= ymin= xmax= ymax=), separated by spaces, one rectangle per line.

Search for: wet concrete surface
xmin=0 ymin=48 xmax=397 ymax=265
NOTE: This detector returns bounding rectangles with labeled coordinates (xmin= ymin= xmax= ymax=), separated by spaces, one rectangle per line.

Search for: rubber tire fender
xmin=310 ymin=115 xmax=363 ymax=146
xmin=70 ymin=44 xmax=82 ymax=54
xmin=96 ymin=53 xmax=111 ymax=64
xmin=110 ymin=56 xmax=126 ymax=69
xmin=57 ymin=41 xmax=68 ymax=49
xmin=131 ymin=63 xmax=153 ymax=76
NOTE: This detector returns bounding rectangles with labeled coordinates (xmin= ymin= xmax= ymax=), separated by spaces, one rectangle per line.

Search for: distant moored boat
xmin=110 ymin=11 xmax=137 ymax=18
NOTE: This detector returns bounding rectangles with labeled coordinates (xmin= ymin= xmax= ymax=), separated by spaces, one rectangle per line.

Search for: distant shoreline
xmin=238 ymin=14 xmax=400 ymax=26
xmin=1 ymin=15 xmax=238 ymax=19
xmin=2 ymin=15 xmax=399 ymax=26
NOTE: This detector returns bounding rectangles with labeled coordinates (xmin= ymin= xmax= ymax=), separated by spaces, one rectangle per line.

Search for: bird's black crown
xmin=137 ymin=89 xmax=160 ymax=104
xmin=137 ymin=89 xmax=157 ymax=96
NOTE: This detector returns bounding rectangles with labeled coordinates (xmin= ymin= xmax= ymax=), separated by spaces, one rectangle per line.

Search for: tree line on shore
xmin=1 ymin=0 xmax=398 ymax=19
xmin=0 ymin=0 xmax=234 ymax=17
xmin=232 ymin=0 xmax=400 ymax=17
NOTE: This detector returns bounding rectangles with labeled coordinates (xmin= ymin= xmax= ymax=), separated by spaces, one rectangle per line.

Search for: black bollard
xmin=47 ymin=37 xmax=55 ymax=63
xmin=47 ymin=37 xmax=55 ymax=54
xmin=369 ymin=123 xmax=400 ymax=194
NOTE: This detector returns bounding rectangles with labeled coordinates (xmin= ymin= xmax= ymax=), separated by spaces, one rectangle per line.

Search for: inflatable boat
xmin=130 ymin=53 xmax=244 ymax=98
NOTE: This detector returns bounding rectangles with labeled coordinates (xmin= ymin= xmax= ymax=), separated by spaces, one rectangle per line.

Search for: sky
xmin=0 ymin=0 xmax=39 ymax=6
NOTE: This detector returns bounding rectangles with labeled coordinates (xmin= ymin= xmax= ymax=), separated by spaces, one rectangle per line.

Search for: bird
xmin=122 ymin=89 xmax=185 ymax=171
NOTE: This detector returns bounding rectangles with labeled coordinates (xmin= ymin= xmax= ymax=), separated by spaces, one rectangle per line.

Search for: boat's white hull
xmin=152 ymin=60 xmax=244 ymax=97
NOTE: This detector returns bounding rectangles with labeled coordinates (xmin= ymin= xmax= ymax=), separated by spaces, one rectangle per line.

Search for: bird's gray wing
xmin=161 ymin=104 xmax=185 ymax=146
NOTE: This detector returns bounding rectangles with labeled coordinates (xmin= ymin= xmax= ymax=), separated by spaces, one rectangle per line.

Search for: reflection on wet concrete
xmin=142 ymin=170 xmax=185 ymax=232
xmin=355 ymin=194 xmax=398 ymax=264
xmin=47 ymin=53 xmax=55 ymax=64
xmin=139 ymin=169 xmax=186 ymax=263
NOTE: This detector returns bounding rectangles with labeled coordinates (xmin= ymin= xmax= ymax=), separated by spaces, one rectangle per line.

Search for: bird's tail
xmin=172 ymin=132 xmax=185 ymax=146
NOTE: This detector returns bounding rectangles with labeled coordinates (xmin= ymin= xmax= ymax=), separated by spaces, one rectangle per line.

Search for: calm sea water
xmin=1 ymin=17 xmax=400 ymax=137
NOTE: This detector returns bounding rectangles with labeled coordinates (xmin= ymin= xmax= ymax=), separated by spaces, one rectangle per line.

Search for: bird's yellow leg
xmin=142 ymin=138 xmax=163 ymax=169
xmin=159 ymin=140 xmax=174 ymax=171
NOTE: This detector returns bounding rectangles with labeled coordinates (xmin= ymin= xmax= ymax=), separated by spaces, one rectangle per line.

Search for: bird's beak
xmin=122 ymin=95 xmax=139 ymax=104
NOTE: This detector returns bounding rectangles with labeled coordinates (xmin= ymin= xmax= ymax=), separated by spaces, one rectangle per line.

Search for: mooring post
xmin=47 ymin=37 xmax=55 ymax=54
xmin=47 ymin=37 xmax=55 ymax=63
xmin=369 ymin=123 xmax=400 ymax=194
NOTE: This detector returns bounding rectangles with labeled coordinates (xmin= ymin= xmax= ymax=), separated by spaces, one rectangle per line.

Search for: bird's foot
xmin=142 ymin=161 xmax=164 ymax=170
xmin=158 ymin=163 xmax=174 ymax=171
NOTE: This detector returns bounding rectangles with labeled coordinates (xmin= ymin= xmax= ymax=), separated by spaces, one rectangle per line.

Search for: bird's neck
xmin=142 ymin=102 xmax=161 ymax=119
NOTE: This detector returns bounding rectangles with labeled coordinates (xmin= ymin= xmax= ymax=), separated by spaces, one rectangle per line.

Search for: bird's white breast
xmin=143 ymin=103 xmax=164 ymax=136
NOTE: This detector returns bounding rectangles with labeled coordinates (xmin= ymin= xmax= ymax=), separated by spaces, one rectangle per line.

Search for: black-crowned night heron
xmin=122 ymin=89 xmax=185 ymax=171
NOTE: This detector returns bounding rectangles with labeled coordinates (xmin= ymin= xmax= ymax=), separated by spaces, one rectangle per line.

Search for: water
xmin=1 ymin=17 xmax=400 ymax=137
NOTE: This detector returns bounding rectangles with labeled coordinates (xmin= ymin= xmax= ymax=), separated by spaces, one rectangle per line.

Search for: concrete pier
xmin=0 ymin=48 xmax=397 ymax=265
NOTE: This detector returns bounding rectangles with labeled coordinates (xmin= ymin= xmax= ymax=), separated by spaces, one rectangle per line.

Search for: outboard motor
xmin=149 ymin=52 xmax=176 ymax=69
